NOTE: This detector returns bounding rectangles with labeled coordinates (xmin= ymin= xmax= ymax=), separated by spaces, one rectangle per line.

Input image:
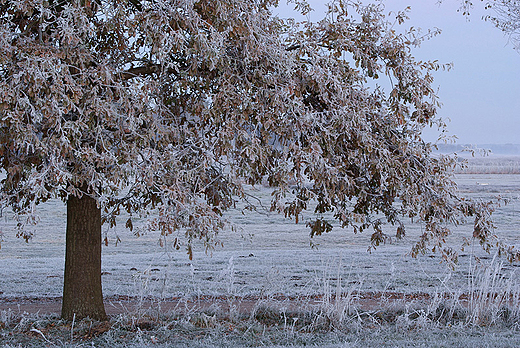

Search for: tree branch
xmin=118 ymin=65 xmax=162 ymax=80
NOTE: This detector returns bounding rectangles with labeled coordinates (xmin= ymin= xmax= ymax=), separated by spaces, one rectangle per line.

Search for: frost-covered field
xmin=1 ymin=172 xmax=520 ymax=347
xmin=1 ymin=173 xmax=519 ymax=299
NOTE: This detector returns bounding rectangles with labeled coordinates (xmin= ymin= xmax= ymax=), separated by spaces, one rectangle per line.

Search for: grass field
xmin=1 ymin=169 xmax=520 ymax=347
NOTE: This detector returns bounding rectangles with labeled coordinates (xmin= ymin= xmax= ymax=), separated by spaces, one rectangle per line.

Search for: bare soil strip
xmin=0 ymin=292 xmax=445 ymax=316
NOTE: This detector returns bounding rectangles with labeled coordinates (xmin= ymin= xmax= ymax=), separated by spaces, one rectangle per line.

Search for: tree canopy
xmin=0 ymin=0 xmax=516 ymax=266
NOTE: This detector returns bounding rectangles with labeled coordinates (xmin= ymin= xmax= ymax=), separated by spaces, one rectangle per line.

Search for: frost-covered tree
xmin=487 ymin=0 xmax=520 ymax=50
xmin=459 ymin=0 xmax=520 ymax=51
xmin=0 ymin=0 xmax=513 ymax=320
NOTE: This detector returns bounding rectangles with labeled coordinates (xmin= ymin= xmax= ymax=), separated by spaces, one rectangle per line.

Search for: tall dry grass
xmin=2 ymin=253 xmax=520 ymax=347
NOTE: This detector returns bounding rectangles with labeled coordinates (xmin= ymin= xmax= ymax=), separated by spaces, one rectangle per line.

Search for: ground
xmin=1 ymin=159 xmax=520 ymax=347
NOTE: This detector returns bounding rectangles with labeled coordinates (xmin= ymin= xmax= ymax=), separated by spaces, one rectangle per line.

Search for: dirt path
xmin=0 ymin=292 xmax=436 ymax=317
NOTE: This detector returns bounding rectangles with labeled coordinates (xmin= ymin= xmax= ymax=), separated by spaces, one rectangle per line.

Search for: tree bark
xmin=61 ymin=188 xmax=107 ymax=321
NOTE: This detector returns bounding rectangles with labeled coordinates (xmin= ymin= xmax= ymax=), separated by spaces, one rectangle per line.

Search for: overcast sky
xmin=275 ymin=0 xmax=520 ymax=145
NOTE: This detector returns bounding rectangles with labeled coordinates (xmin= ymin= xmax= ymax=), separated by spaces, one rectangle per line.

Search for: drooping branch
xmin=118 ymin=65 xmax=162 ymax=80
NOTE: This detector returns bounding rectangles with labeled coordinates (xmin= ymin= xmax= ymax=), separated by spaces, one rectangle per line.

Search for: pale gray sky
xmin=275 ymin=0 xmax=520 ymax=145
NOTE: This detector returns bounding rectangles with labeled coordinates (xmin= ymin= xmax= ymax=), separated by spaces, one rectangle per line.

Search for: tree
xmin=458 ymin=0 xmax=520 ymax=51
xmin=0 ymin=0 xmax=515 ymax=320
xmin=487 ymin=0 xmax=520 ymax=50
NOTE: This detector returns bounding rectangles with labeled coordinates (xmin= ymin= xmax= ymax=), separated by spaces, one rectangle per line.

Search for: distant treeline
xmin=436 ymin=144 xmax=520 ymax=155
xmin=453 ymin=156 xmax=520 ymax=174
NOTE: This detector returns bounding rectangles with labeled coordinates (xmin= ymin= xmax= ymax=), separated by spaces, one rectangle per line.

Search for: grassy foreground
xmin=2 ymin=289 xmax=520 ymax=348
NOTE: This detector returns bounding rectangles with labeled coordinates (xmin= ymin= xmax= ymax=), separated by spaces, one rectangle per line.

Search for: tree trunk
xmin=61 ymin=188 xmax=107 ymax=321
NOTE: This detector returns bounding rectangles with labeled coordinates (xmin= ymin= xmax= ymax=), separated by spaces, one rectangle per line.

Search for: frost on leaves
xmin=0 ymin=0 xmax=513 ymax=263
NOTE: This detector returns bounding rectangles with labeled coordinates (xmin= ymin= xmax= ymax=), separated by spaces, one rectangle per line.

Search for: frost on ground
xmin=1 ymin=173 xmax=520 ymax=346
xmin=1 ymin=173 xmax=519 ymax=299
